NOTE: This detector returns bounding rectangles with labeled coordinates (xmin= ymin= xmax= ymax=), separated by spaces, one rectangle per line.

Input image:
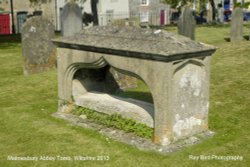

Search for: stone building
xmin=0 ymin=0 xmax=56 ymax=33
xmin=0 ymin=0 xmax=171 ymax=33
xmin=0 ymin=0 xmax=89 ymax=32
xmin=129 ymin=0 xmax=170 ymax=26
xmin=97 ymin=0 xmax=129 ymax=26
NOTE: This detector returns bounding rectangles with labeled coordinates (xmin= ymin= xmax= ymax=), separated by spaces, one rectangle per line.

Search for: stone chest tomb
xmin=53 ymin=27 xmax=216 ymax=146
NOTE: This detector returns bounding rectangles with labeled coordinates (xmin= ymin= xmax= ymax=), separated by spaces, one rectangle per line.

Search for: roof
xmin=53 ymin=26 xmax=216 ymax=62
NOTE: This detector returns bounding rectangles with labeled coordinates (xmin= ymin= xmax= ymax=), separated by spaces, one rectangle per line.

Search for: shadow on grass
xmin=243 ymin=35 xmax=249 ymax=41
xmin=224 ymin=36 xmax=249 ymax=42
xmin=0 ymin=34 xmax=21 ymax=49
xmin=224 ymin=37 xmax=230 ymax=42
xmin=0 ymin=34 xmax=21 ymax=42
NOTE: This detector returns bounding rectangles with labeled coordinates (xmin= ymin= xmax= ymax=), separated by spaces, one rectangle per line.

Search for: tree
xmin=208 ymin=0 xmax=216 ymax=20
xmin=164 ymin=0 xmax=191 ymax=9
xmin=164 ymin=0 xmax=208 ymax=9
xmin=91 ymin=0 xmax=98 ymax=25
xmin=165 ymin=0 xmax=216 ymax=20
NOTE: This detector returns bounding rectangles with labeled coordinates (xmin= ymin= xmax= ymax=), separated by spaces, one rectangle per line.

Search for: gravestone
xmin=230 ymin=8 xmax=243 ymax=42
xmin=206 ymin=3 xmax=213 ymax=23
xmin=217 ymin=7 xmax=224 ymax=23
xmin=61 ymin=2 xmax=82 ymax=37
xmin=177 ymin=6 xmax=196 ymax=40
xmin=21 ymin=16 xmax=56 ymax=75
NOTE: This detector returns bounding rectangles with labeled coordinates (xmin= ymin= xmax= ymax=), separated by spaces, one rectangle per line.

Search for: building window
xmin=140 ymin=11 xmax=149 ymax=22
xmin=141 ymin=0 xmax=149 ymax=6
xmin=106 ymin=10 xmax=114 ymax=24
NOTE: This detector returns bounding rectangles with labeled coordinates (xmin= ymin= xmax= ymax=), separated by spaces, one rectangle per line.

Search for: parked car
xmin=194 ymin=10 xmax=207 ymax=24
xmin=224 ymin=9 xmax=232 ymax=22
xmin=170 ymin=11 xmax=180 ymax=24
xmin=243 ymin=11 xmax=250 ymax=21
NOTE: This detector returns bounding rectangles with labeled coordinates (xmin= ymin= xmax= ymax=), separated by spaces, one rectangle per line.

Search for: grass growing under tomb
xmin=0 ymin=25 xmax=250 ymax=167
xmin=74 ymin=107 xmax=153 ymax=139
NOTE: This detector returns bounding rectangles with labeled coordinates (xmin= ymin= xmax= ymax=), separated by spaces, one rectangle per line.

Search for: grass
xmin=74 ymin=107 xmax=153 ymax=139
xmin=0 ymin=25 xmax=249 ymax=167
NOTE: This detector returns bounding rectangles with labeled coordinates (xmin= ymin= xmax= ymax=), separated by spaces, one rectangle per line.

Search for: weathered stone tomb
xmin=53 ymin=27 xmax=216 ymax=146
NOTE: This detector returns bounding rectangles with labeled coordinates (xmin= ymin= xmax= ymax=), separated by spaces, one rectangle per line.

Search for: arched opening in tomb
xmin=72 ymin=65 xmax=154 ymax=128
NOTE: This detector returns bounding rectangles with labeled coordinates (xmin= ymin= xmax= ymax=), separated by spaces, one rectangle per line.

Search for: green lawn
xmin=0 ymin=25 xmax=249 ymax=167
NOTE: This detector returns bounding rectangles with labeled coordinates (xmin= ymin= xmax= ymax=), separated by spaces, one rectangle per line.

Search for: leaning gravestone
xmin=178 ymin=6 xmax=196 ymax=40
xmin=22 ymin=16 xmax=56 ymax=75
xmin=61 ymin=2 xmax=82 ymax=37
xmin=230 ymin=7 xmax=243 ymax=42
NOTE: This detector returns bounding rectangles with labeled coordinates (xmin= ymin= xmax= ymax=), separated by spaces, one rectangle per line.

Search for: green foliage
xmin=74 ymin=107 xmax=153 ymax=139
xmin=234 ymin=2 xmax=242 ymax=8
xmin=243 ymin=2 xmax=250 ymax=9
xmin=164 ymin=0 xmax=189 ymax=8
xmin=233 ymin=2 xmax=250 ymax=9
xmin=165 ymin=0 xmax=208 ymax=8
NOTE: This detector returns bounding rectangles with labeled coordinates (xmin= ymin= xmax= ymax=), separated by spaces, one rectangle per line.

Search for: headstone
xmin=177 ymin=6 xmax=196 ymax=40
xmin=230 ymin=8 xmax=243 ymax=42
xmin=21 ymin=16 xmax=56 ymax=75
xmin=61 ymin=2 xmax=82 ymax=37
xmin=206 ymin=3 xmax=213 ymax=23
xmin=217 ymin=7 xmax=224 ymax=23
